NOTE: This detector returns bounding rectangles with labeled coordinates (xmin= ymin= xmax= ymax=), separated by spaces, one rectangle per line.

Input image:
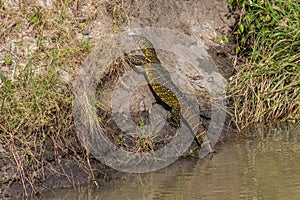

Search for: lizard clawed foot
xmin=199 ymin=145 xmax=216 ymax=159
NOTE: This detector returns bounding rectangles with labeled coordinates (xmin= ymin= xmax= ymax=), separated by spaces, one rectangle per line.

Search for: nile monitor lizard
xmin=128 ymin=35 xmax=215 ymax=155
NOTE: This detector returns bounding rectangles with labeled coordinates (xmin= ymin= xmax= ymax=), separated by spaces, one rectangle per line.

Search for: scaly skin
xmin=129 ymin=35 xmax=215 ymax=154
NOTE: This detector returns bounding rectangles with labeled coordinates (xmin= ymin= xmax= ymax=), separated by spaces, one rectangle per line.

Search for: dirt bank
xmin=0 ymin=0 xmax=237 ymax=198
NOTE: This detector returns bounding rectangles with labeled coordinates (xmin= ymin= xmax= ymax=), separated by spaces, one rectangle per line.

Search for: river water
xmin=37 ymin=123 xmax=300 ymax=200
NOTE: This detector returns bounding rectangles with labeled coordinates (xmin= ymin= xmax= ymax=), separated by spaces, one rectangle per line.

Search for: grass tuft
xmin=228 ymin=0 xmax=300 ymax=129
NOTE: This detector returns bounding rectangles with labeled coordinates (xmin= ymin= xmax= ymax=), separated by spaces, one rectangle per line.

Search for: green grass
xmin=228 ymin=0 xmax=300 ymax=129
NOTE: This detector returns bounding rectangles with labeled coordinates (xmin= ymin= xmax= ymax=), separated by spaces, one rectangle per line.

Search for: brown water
xmin=37 ymin=124 xmax=300 ymax=200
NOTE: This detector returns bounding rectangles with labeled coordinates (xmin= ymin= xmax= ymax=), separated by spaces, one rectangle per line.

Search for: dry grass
xmin=0 ymin=0 xmax=98 ymax=196
xmin=0 ymin=0 xmax=150 ymax=195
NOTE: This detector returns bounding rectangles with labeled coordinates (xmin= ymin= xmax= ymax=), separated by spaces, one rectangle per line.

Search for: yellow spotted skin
xmin=130 ymin=35 xmax=214 ymax=154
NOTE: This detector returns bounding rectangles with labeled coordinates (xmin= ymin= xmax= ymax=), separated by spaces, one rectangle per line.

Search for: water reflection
xmin=38 ymin=123 xmax=300 ymax=200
